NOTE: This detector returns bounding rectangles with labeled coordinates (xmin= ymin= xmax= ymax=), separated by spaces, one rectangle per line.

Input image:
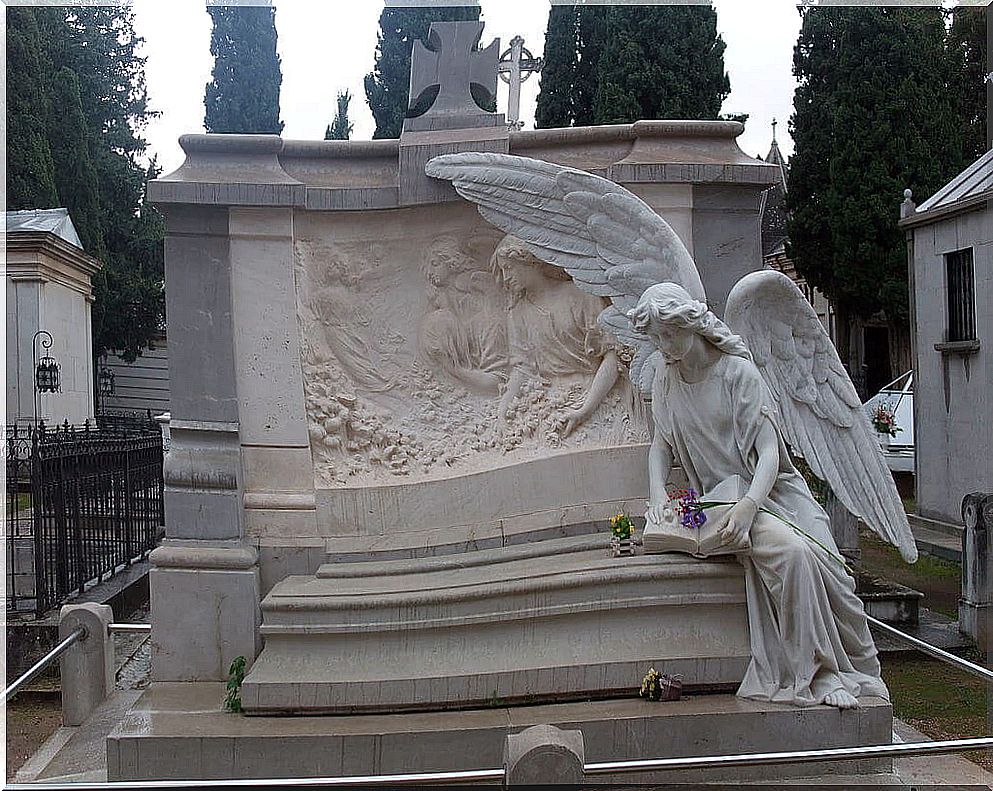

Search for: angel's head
xmin=422 ymin=235 xmax=474 ymax=287
xmin=490 ymin=235 xmax=569 ymax=300
xmin=628 ymin=282 xmax=751 ymax=363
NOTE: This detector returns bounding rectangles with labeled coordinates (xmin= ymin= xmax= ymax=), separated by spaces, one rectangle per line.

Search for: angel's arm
xmin=746 ymin=420 xmax=780 ymax=509
xmin=561 ymin=350 xmax=620 ymax=436
xmin=648 ymin=431 xmax=673 ymax=507
xmin=499 ymin=368 xmax=526 ymax=422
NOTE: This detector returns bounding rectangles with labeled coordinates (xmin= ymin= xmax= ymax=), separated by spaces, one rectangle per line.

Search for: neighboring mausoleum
xmin=900 ymin=150 xmax=992 ymax=529
xmin=5 ymin=208 xmax=101 ymax=426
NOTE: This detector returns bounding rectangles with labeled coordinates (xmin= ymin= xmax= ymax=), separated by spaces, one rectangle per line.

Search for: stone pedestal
xmin=960 ymin=492 xmax=993 ymax=650
xmin=241 ymin=537 xmax=750 ymax=714
xmin=149 ymin=542 xmax=261 ymax=681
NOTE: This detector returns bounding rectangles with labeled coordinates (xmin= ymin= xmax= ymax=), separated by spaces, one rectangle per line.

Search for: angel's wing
xmin=726 ymin=271 xmax=918 ymax=562
xmin=425 ymin=152 xmax=705 ymax=391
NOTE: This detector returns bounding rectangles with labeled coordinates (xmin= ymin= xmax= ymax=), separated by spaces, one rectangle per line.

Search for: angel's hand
xmin=645 ymin=497 xmax=673 ymax=527
xmin=558 ymin=407 xmax=588 ymax=438
xmin=714 ymin=496 xmax=758 ymax=547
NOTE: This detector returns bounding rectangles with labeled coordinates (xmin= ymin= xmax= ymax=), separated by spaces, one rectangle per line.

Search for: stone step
xmin=108 ymin=683 xmax=893 ymax=783
xmin=243 ymin=540 xmax=750 ymax=714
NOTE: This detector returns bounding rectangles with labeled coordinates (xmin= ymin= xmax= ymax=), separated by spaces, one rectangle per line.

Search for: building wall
xmin=6 ymin=245 xmax=97 ymax=426
xmin=912 ymin=204 xmax=992 ymax=524
xmin=101 ymin=332 xmax=170 ymax=416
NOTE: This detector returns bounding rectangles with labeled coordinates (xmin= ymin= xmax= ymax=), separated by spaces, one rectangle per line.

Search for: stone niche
xmin=148 ymin=121 xmax=779 ymax=600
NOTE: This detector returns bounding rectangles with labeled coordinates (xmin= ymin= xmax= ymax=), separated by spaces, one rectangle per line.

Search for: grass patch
xmin=882 ymin=651 xmax=993 ymax=770
xmin=11 ymin=493 xmax=31 ymax=512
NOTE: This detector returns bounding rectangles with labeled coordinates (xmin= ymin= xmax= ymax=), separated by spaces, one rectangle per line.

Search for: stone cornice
xmin=899 ymin=190 xmax=991 ymax=230
xmin=5 ymin=231 xmax=102 ymax=296
xmin=148 ymin=121 xmax=778 ymax=211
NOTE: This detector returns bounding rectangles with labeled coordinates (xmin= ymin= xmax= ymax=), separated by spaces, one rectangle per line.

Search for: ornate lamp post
xmin=97 ymin=363 xmax=115 ymax=415
xmin=32 ymin=330 xmax=61 ymax=426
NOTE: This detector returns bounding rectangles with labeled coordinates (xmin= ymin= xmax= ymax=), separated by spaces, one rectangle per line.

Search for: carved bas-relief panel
xmin=293 ymin=204 xmax=650 ymax=540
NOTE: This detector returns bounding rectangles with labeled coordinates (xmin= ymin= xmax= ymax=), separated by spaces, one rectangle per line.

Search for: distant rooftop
xmin=6 ymin=208 xmax=83 ymax=250
xmin=917 ymin=148 xmax=993 ymax=213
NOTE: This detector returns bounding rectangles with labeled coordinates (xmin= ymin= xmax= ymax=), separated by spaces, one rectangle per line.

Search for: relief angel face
xmin=426 ymin=151 xmax=918 ymax=711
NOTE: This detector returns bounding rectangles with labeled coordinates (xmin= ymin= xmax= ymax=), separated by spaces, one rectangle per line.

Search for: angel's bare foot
xmin=823 ymin=689 xmax=860 ymax=709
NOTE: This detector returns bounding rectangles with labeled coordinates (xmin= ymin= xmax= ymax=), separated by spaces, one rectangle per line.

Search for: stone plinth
xmin=241 ymin=538 xmax=750 ymax=714
xmin=107 ymin=683 xmax=892 ymax=783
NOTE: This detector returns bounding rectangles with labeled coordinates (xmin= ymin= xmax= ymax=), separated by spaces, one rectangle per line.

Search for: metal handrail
xmin=867 ymin=614 xmax=993 ymax=683
xmin=7 ymin=617 xmax=992 ymax=788
xmin=108 ymin=622 xmax=152 ymax=635
xmin=2 ymin=626 xmax=86 ymax=703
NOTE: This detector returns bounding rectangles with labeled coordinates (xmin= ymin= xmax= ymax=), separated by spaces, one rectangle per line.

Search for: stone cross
xmin=408 ymin=21 xmax=499 ymax=126
xmin=498 ymin=36 xmax=542 ymax=130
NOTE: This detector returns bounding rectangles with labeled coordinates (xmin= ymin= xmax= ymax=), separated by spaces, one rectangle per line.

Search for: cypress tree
xmin=363 ymin=4 xmax=482 ymax=139
xmin=535 ymin=4 xmax=729 ymax=128
xmin=204 ymin=1 xmax=284 ymax=134
xmin=326 ymin=90 xmax=354 ymax=140
xmin=593 ymin=6 xmax=729 ymax=124
xmin=535 ymin=5 xmax=578 ymax=129
xmin=6 ymin=8 xmax=60 ymax=209
xmin=787 ymin=7 xmax=964 ymax=346
xmin=6 ymin=6 xmax=165 ymax=362
xmin=948 ymin=5 xmax=988 ymax=161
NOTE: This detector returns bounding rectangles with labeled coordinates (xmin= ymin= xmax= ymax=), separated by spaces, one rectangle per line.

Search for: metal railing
xmin=5 ymin=420 xmax=164 ymax=616
xmin=3 ymin=622 xmax=150 ymax=704
xmin=5 ymin=617 xmax=992 ymax=789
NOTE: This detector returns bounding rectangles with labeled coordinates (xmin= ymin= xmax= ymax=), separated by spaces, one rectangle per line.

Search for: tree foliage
xmin=6 ymin=7 xmax=164 ymax=362
xmin=948 ymin=5 xmax=988 ymax=161
xmin=325 ymin=90 xmax=354 ymax=140
xmin=363 ymin=4 xmax=482 ymax=139
xmin=535 ymin=5 xmax=729 ymax=128
xmin=787 ymin=6 xmax=966 ymax=326
xmin=204 ymin=2 xmax=284 ymax=134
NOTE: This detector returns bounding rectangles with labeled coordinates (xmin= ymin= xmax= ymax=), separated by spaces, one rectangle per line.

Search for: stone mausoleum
xmin=107 ymin=22 xmax=895 ymax=783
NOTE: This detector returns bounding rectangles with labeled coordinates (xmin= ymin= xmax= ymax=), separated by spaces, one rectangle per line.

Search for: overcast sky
xmin=133 ymin=0 xmax=804 ymax=175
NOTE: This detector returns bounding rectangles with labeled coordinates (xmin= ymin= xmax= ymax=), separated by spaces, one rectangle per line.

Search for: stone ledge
xmin=107 ymin=684 xmax=892 ymax=783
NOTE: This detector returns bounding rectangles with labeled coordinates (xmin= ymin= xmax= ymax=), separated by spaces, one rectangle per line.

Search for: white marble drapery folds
xmin=653 ymin=353 xmax=889 ymax=706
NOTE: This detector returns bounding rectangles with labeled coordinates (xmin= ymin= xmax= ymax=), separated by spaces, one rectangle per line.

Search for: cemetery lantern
xmin=32 ymin=329 xmax=61 ymax=426
xmin=34 ymin=331 xmax=61 ymax=393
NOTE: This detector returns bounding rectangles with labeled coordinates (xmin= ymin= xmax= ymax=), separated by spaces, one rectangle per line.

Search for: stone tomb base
xmin=241 ymin=537 xmax=751 ymax=713
xmin=107 ymin=683 xmax=893 ymax=783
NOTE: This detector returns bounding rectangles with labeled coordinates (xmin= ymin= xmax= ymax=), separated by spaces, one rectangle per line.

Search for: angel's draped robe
xmin=652 ymin=352 xmax=889 ymax=706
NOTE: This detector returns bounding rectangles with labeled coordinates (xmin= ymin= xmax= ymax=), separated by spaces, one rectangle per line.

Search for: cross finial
xmin=771 ymin=118 xmax=778 ymax=142
xmin=404 ymin=21 xmax=501 ymax=132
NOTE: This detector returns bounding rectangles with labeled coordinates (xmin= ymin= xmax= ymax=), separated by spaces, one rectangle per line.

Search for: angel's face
xmin=646 ymin=319 xmax=695 ymax=363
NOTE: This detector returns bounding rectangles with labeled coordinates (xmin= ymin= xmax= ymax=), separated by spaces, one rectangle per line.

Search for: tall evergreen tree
xmin=534 ymin=5 xmax=578 ymax=129
xmin=535 ymin=4 xmax=728 ymax=128
xmin=325 ymin=90 xmax=354 ymax=140
xmin=363 ymin=4 xmax=482 ymax=139
xmin=948 ymin=4 xmax=988 ymax=161
xmin=787 ymin=7 xmax=964 ymax=357
xmin=204 ymin=1 xmax=284 ymax=134
xmin=6 ymin=8 xmax=60 ymax=208
xmin=6 ymin=6 xmax=165 ymax=362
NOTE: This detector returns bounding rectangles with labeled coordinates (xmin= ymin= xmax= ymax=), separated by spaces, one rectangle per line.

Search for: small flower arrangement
xmin=870 ymin=402 xmax=899 ymax=437
xmin=639 ymin=666 xmax=683 ymax=702
xmin=668 ymin=487 xmax=708 ymax=529
xmin=609 ymin=512 xmax=634 ymax=540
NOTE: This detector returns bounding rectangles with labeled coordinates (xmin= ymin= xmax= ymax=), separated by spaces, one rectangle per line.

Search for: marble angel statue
xmin=426 ymin=152 xmax=918 ymax=711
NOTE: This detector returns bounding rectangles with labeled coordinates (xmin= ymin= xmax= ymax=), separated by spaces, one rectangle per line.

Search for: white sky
xmin=133 ymin=0 xmax=803 ymax=175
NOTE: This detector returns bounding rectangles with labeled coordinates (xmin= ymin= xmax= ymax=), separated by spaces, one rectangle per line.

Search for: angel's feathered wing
xmin=425 ymin=152 xmax=704 ymax=392
xmin=726 ymin=271 xmax=918 ymax=563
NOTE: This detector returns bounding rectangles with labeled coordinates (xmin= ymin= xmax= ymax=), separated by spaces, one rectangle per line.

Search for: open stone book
xmin=643 ymin=474 xmax=750 ymax=557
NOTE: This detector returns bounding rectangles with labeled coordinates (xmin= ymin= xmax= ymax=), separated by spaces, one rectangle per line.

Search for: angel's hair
xmin=489 ymin=235 xmax=570 ymax=282
xmin=422 ymin=234 xmax=473 ymax=277
xmin=628 ymin=282 xmax=751 ymax=360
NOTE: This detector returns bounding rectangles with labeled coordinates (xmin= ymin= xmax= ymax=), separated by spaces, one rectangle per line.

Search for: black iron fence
xmin=5 ymin=419 xmax=164 ymax=616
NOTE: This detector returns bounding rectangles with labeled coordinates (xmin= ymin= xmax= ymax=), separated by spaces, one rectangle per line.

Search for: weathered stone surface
xmin=504 ymin=724 xmax=584 ymax=786
xmin=241 ymin=540 xmax=750 ymax=714
xmin=59 ymin=603 xmax=114 ymax=727
xmin=108 ymin=683 xmax=892 ymax=782
xmin=960 ymin=492 xmax=993 ymax=649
